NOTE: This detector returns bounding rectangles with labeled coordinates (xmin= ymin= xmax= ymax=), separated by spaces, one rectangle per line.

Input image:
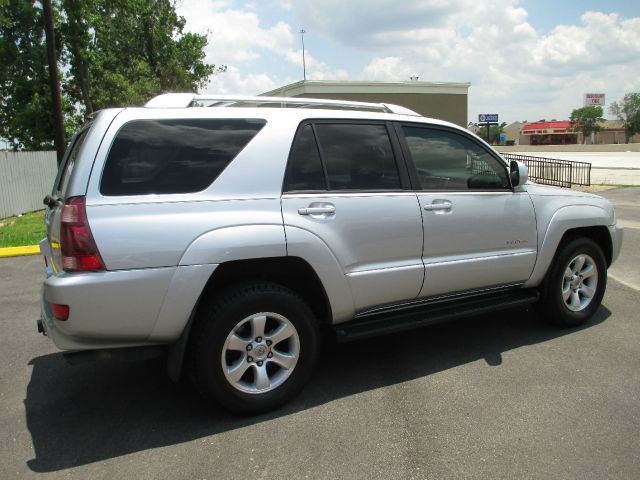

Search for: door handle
xmin=424 ymin=200 xmax=452 ymax=211
xmin=298 ymin=205 xmax=336 ymax=216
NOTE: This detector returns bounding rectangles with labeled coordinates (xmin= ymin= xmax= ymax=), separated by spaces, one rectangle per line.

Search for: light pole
xmin=299 ymin=29 xmax=307 ymax=81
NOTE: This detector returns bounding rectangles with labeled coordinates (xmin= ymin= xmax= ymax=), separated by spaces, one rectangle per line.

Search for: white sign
xmin=584 ymin=93 xmax=605 ymax=106
xmin=478 ymin=114 xmax=498 ymax=123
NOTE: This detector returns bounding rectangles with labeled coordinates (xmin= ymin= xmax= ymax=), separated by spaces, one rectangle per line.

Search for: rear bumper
xmin=40 ymin=263 xmax=216 ymax=351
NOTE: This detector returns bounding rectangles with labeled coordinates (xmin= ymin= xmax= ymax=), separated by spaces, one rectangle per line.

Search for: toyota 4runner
xmin=39 ymin=94 xmax=623 ymax=413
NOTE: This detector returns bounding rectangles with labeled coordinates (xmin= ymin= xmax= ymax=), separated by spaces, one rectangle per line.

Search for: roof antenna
xmin=299 ymin=29 xmax=307 ymax=81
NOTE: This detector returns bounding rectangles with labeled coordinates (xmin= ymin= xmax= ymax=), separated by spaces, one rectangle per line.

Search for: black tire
xmin=189 ymin=282 xmax=319 ymax=414
xmin=537 ymin=237 xmax=607 ymax=327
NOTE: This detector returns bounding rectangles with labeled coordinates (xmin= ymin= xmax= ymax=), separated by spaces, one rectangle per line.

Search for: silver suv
xmin=39 ymin=94 xmax=623 ymax=413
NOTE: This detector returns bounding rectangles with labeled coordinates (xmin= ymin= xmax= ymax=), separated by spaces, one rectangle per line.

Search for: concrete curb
xmin=0 ymin=246 xmax=40 ymax=258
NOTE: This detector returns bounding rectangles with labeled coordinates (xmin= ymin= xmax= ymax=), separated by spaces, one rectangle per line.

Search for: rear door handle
xmin=298 ymin=205 xmax=336 ymax=216
xmin=424 ymin=200 xmax=452 ymax=211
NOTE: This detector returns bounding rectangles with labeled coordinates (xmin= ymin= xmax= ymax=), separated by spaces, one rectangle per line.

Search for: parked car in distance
xmin=39 ymin=94 xmax=623 ymax=413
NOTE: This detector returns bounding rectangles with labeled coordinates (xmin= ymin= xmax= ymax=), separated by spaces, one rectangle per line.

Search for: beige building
xmin=262 ymin=80 xmax=470 ymax=127
xmin=503 ymin=121 xmax=524 ymax=143
xmin=588 ymin=120 xmax=639 ymax=145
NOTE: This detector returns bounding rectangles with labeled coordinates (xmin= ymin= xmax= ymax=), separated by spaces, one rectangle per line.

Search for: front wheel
xmin=189 ymin=282 xmax=319 ymax=414
xmin=537 ymin=237 xmax=607 ymax=327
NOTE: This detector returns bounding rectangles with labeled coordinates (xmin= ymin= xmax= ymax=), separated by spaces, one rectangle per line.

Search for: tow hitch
xmin=37 ymin=319 xmax=47 ymax=336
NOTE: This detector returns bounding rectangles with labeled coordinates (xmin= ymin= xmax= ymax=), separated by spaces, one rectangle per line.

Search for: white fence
xmin=0 ymin=151 xmax=58 ymax=218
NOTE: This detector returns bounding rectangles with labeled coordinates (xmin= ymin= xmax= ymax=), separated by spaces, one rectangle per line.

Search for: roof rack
xmin=144 ymin=93 xmax=421 ymax=116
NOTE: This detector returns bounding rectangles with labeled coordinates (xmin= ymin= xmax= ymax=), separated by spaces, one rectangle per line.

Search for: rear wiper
xmin=43 ymin=194 xmax=62 ymax=209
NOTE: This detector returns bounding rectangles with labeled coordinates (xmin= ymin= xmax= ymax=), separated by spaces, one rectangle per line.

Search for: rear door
xmin=281 ymin=121 xmax=424 ymax=312
xmin=398 ymin=124 xmax=537 ymax=298
xmin=42 ymin=127 xmax=91 ymax=275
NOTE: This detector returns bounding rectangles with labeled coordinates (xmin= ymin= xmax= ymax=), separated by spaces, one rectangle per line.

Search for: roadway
xmin=0 ymin=187 xmax=639 ymax=479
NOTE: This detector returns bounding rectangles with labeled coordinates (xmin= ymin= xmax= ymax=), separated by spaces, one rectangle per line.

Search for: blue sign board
xmin=499 ymin=133 xmax=507 ymax=143
xmin=478 ymin=114 xmax=499 ymax=123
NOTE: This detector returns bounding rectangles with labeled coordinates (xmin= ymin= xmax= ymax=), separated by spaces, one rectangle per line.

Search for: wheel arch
xmin=199 ymin=256 xmax=332 ymax=324
xmin=525 ymin=204 xmax=614 ymax=288
xmin=557 ymin=226 xmax=613 ymax=267
xmin=166 ymin=256 xmax=332 ymax=382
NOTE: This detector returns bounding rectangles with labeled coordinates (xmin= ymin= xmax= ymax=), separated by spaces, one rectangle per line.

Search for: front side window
xmin=100 ymin=118 xmax=266 ymax=196
xmin=402 ymin=126 xmax=509 ymax=191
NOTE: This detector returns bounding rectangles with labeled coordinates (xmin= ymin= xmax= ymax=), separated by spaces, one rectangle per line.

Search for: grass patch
xmin=0 ymin=210 xmax=46 ymax=247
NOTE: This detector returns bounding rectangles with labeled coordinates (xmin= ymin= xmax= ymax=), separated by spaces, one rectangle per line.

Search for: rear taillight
xmin=52 ymin=303 xmax=70 ymax=321
xmin=60 ymin=196 xmax=105 ymax=272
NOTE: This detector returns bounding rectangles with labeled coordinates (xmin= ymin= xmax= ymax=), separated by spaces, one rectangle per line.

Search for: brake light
xmin=52 ymin=303 xmax=70 ymax=321
xmin=60 ymin=196 xmax=105 ymax=272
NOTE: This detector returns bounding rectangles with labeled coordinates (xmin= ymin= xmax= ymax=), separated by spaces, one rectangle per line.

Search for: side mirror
xmin=510 ymin=160 xmax=528 ymax=187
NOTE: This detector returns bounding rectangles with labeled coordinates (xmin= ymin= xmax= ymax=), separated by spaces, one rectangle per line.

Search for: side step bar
xmin=334 ymin=289 xmax=540 ymax=342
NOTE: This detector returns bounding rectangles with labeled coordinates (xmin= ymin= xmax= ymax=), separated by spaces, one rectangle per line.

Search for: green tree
xmin=569 ymin=106 xmax=604 ymax=144
xmin=0 ymin=0 xmax=57 ymax=149
xmin=470 ymin=122 xmax=506 ymax=144
xmin=0 ymin=0 xmax=221 ymax=149
xmin=609 ymin=93 xmax=640 ymax=144
xmin=61 ymin=0 xmax=222 ymax=114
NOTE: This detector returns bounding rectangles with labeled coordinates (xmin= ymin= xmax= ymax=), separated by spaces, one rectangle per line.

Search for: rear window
xmin=100 ymin=118 xmax=266 ymax=196
xmin=56 ymin=128 xmax=90 ymax=195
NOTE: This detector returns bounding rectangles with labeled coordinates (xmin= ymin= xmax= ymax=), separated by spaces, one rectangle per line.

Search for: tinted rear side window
xmin=315 ymin=124 xmax=400 ymax=190
xmin=284 ymin=124 xmax=327 ymax=191
xmin=100 ymin=119 xmax=266 ymax=196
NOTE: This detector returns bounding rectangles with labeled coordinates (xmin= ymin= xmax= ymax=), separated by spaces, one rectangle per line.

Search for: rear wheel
xmin=190 ymin=282 xmax=319 ymax=414
xmin=537 ymin=237 xmax=607 ymax=327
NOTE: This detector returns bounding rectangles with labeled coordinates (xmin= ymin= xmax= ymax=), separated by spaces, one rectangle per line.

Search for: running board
xmin=334 ymin=289 xmax=540 ymax=342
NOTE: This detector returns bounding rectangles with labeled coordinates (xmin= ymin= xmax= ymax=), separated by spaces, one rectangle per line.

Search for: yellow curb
xmin=0 ymin=245 xmax=41 ymax=258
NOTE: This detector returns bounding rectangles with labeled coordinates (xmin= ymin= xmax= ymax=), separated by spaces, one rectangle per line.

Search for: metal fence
xmin=500 ymin=153 xmax=591 ymax=188
xmin=0 ymin=151 xmax=58 ymax=218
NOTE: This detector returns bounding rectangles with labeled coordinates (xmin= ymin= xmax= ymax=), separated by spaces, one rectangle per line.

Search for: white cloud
xmin=344 ymin=2 xmax=640 ymax=121
xmin=291 ymin=0 xmax=465 ymax=47
xmin=176 ymin=0 xmax=348 ymax=94
xmin=177 ymin=2 xmax=295 ymax=65
xmin=176 ymin=0 xmax=640 ymax=122
xmin=204 ymin=66 xmax=277 ymax=95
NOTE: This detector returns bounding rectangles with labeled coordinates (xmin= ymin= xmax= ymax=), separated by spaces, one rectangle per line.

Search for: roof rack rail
xmin=144 ymin=93 xmax=421 ymax=116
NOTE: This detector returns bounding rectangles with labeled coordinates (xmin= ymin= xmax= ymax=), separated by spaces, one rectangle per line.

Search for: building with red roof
xmin=520 ymin=121 xmax=577 ymax=145
xmin=518 ymin=119 xmax=639 ymax=145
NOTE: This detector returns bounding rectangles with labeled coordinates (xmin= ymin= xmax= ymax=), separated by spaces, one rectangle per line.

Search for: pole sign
xmin=584 ymin=93 xmax=605 ymax=107
xmin=478 ymin=114 xmax=498 ymax=123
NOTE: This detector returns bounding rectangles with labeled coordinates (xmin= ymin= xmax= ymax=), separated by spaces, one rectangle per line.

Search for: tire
xmin=537 ymin=237 xmax=607 ymax=327
xmin=189 ymin=282 xmax=319 ymax=414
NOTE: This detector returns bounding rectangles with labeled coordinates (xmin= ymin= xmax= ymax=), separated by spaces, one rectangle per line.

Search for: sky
xmin=175 ymin=0 xmax=640 ymax=125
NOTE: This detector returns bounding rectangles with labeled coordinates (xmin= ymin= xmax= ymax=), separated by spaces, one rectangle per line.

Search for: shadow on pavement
xmin=25 ymin=305 xmax=610 ymax=472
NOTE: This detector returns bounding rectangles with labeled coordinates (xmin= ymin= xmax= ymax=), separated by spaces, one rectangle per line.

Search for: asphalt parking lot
xmin=1 ymin=188 xmax=639 ymax=480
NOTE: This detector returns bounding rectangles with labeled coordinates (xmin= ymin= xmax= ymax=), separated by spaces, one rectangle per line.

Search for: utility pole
xmin=42 ymin=0 xmax=66 ymax=166
xmin=299 ymin=29 xmax=307 ymax=81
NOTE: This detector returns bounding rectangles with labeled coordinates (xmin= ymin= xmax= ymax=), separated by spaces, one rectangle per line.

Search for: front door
xmin=399 ymin=124 xmax=538 ymax=298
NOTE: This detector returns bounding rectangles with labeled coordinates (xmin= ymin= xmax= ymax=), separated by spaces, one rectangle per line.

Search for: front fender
xmin=524 ymin=204 xmax=611 ymax=287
